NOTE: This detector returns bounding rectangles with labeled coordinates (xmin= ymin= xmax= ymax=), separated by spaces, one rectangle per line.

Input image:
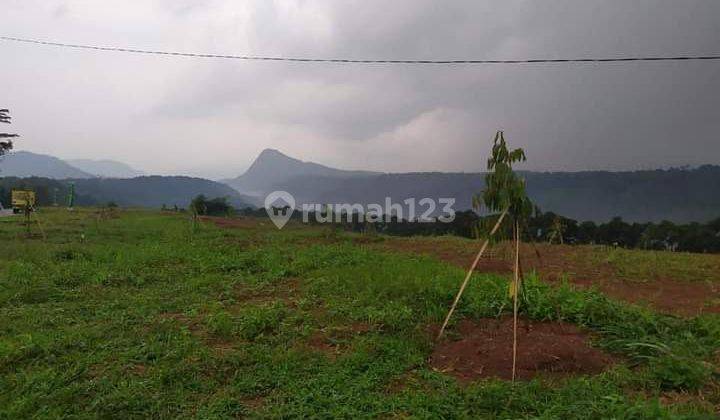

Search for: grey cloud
xmin=3 ymin=0 xmax=720 ymax=175
xmin=52 ymin=3 xmax=70 ymax=18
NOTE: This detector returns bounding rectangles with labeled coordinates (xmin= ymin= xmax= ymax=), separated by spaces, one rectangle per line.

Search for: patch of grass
xmin=235 ymin=302 xmax=292 ymax=340
xmin=587 ymin=246 xmax=720 ymax=282
xmin=1 ymin=209 xmax=719 ymax=417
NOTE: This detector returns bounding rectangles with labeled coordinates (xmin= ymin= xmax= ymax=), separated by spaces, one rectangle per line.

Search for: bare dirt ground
xmin=377 ymin=238 xmax=720 ymax=316
xmin=430 ymin=317 xmax=614 ymax=381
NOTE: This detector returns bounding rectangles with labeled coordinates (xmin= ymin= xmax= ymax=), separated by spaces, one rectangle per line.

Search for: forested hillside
xmin=242 ymin=166 xmax=720 ymax=223
xmin=0 ymin=176 xmax=253 ymax=209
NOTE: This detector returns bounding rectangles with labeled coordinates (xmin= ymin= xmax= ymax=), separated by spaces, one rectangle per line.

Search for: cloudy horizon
xmin=3 ymin=1 xmax=720 ymax=179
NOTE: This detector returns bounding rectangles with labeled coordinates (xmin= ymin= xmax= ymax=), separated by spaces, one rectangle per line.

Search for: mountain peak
xmin=224 ymin=149 xmax=379 ymax=196
xmin=257 ymin=148 xmax=288 ymax=159
xmin=246 ymin=149 xmax=301 ymax=174
xmin=253 ymin=148 xmax=301 ymax=165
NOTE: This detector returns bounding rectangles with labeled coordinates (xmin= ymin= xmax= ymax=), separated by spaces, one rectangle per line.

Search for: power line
xmin=3 ymin=35 xmax=720 ymax=65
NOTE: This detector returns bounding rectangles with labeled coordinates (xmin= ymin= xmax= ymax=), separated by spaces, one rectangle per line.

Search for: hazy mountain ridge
xmin=224 ymin=149 xmax=720 ymax=223
xmin=0 ymin=151 xmax=144 ymax=179
xmin=0 ymin=151 xmax=94 ymax=179
xmin=4 ymin=148 xmax=717 ymax=222
xmin=67 ymin=159 xmax=144 ymax=178
xmin=69 ymin=176 xmax=253 ymax=208
xmin=0 ymin=176 xmax=254 ymax=209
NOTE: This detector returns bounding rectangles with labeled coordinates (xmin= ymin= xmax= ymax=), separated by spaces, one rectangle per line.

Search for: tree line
xmin=2 ymin=178 xmax=718 ymax=254
xmin=0 ymin=109 xmax=17 ymax=157
xmin=368 ymin=209 xmax=720 ymax=253
xmin=239 ymin=205 xmax=720 ymax=254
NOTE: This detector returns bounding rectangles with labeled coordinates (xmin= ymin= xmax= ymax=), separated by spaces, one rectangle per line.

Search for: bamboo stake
xmin=437 ymin=207 xmax=509 ymax=340
xmin=512 ymin=221 xmax=520 ymax=381
xmin=31 ymin=207 xmax=47 ymax=241
xmin=25 ymin=206 xmax=31 ymax=238
xmin=530 ymin=238 xmax=542 ymax=262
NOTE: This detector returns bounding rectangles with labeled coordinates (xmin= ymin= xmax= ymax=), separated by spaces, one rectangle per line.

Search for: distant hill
xmin=70 ymin=176 xmax=254 ymax=208
xmin=0 ymin=176 xmax=254 ymax=209
xmin=67 ymin=159 xmax=144 ymax=178
xmin=278 ymin=168 xmax=720 ymax=223
xmin=222 ymin=148 xmax=379 ymax=196
xmin=0 ymin=151 xmax=94 ymax=179
xmin=222 ymin=150 xmax=720 ymax=223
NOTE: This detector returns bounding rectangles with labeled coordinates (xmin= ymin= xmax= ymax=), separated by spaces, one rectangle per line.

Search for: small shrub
xmin=238 ymin=303 xmax=288 ymax=340
xmin=365 ymin=302 xmax=414 ymax=331
xmin=53 ymin=248 xmax=89 ymax=262
xmin=206 ymin=310 xmax=234 ymax=339
xmin=648 ymin=354 xmax=710 ymax=390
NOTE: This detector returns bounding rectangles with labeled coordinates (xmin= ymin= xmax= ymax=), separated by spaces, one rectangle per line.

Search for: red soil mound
xmin=430 ymin=317 xmax=614 ymax=381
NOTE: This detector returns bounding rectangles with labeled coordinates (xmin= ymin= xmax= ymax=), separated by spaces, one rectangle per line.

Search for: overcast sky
xmin=3 ymin=0 xmax=720 ymax=179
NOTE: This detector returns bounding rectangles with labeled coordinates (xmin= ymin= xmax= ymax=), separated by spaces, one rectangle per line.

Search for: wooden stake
xmin=512 ymin=220 xmax=520 ymax=382
xmin=25 ymin=206 xmax=32 ymax=238
xmin=31 ymin=206 xmax=47 ymax=241
xmin=437 ymin=207 xmax=509 ymax=340
xmin=530 ymin=239 xmax=542 ymax=262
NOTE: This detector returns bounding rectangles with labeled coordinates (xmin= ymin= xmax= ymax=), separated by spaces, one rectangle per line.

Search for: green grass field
xmin=1 ymin=209 xmax=719 ymax=418
xmin=586 ymin=246 xmax=720 ymax=283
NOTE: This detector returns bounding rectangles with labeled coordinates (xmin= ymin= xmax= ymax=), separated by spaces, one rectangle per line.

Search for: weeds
xmin=0 ymin=208 xmax=718 ymax=417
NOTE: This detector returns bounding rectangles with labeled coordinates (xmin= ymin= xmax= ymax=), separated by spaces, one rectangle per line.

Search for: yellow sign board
xmin=11 ymin=190 xmax=36 ymax=210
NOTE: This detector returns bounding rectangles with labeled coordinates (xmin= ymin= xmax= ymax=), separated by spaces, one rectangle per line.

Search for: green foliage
xmin=587 ymin=246 xmax=719 ymax=282
xmin=473 ymin=131 xmax=533 ymax=241
xmin=0 ymin=175 xmax=252 ymax=209
xmin=190 ymin=194 xmax=233 ymax=217
xmin=236 ymin=302 xmax=290 ymax=340
xmin=0 ymin=209 xmax=718 ymax=417
xmin=0 ymin=178 xmax=97 ymax=208
xmin=648 ymin=354 xmax=711 ymax=390
xmin=0 ymin=108 xmax=18 ymax=157
xmin=205 ymin=310 xmax=235 ymax=338
xmin=476 ymin=131 xmax=533 ymax=221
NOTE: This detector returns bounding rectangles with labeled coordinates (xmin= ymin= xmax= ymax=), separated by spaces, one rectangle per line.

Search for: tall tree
xmin=1 ymin=109 xmax=19 ymax=157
